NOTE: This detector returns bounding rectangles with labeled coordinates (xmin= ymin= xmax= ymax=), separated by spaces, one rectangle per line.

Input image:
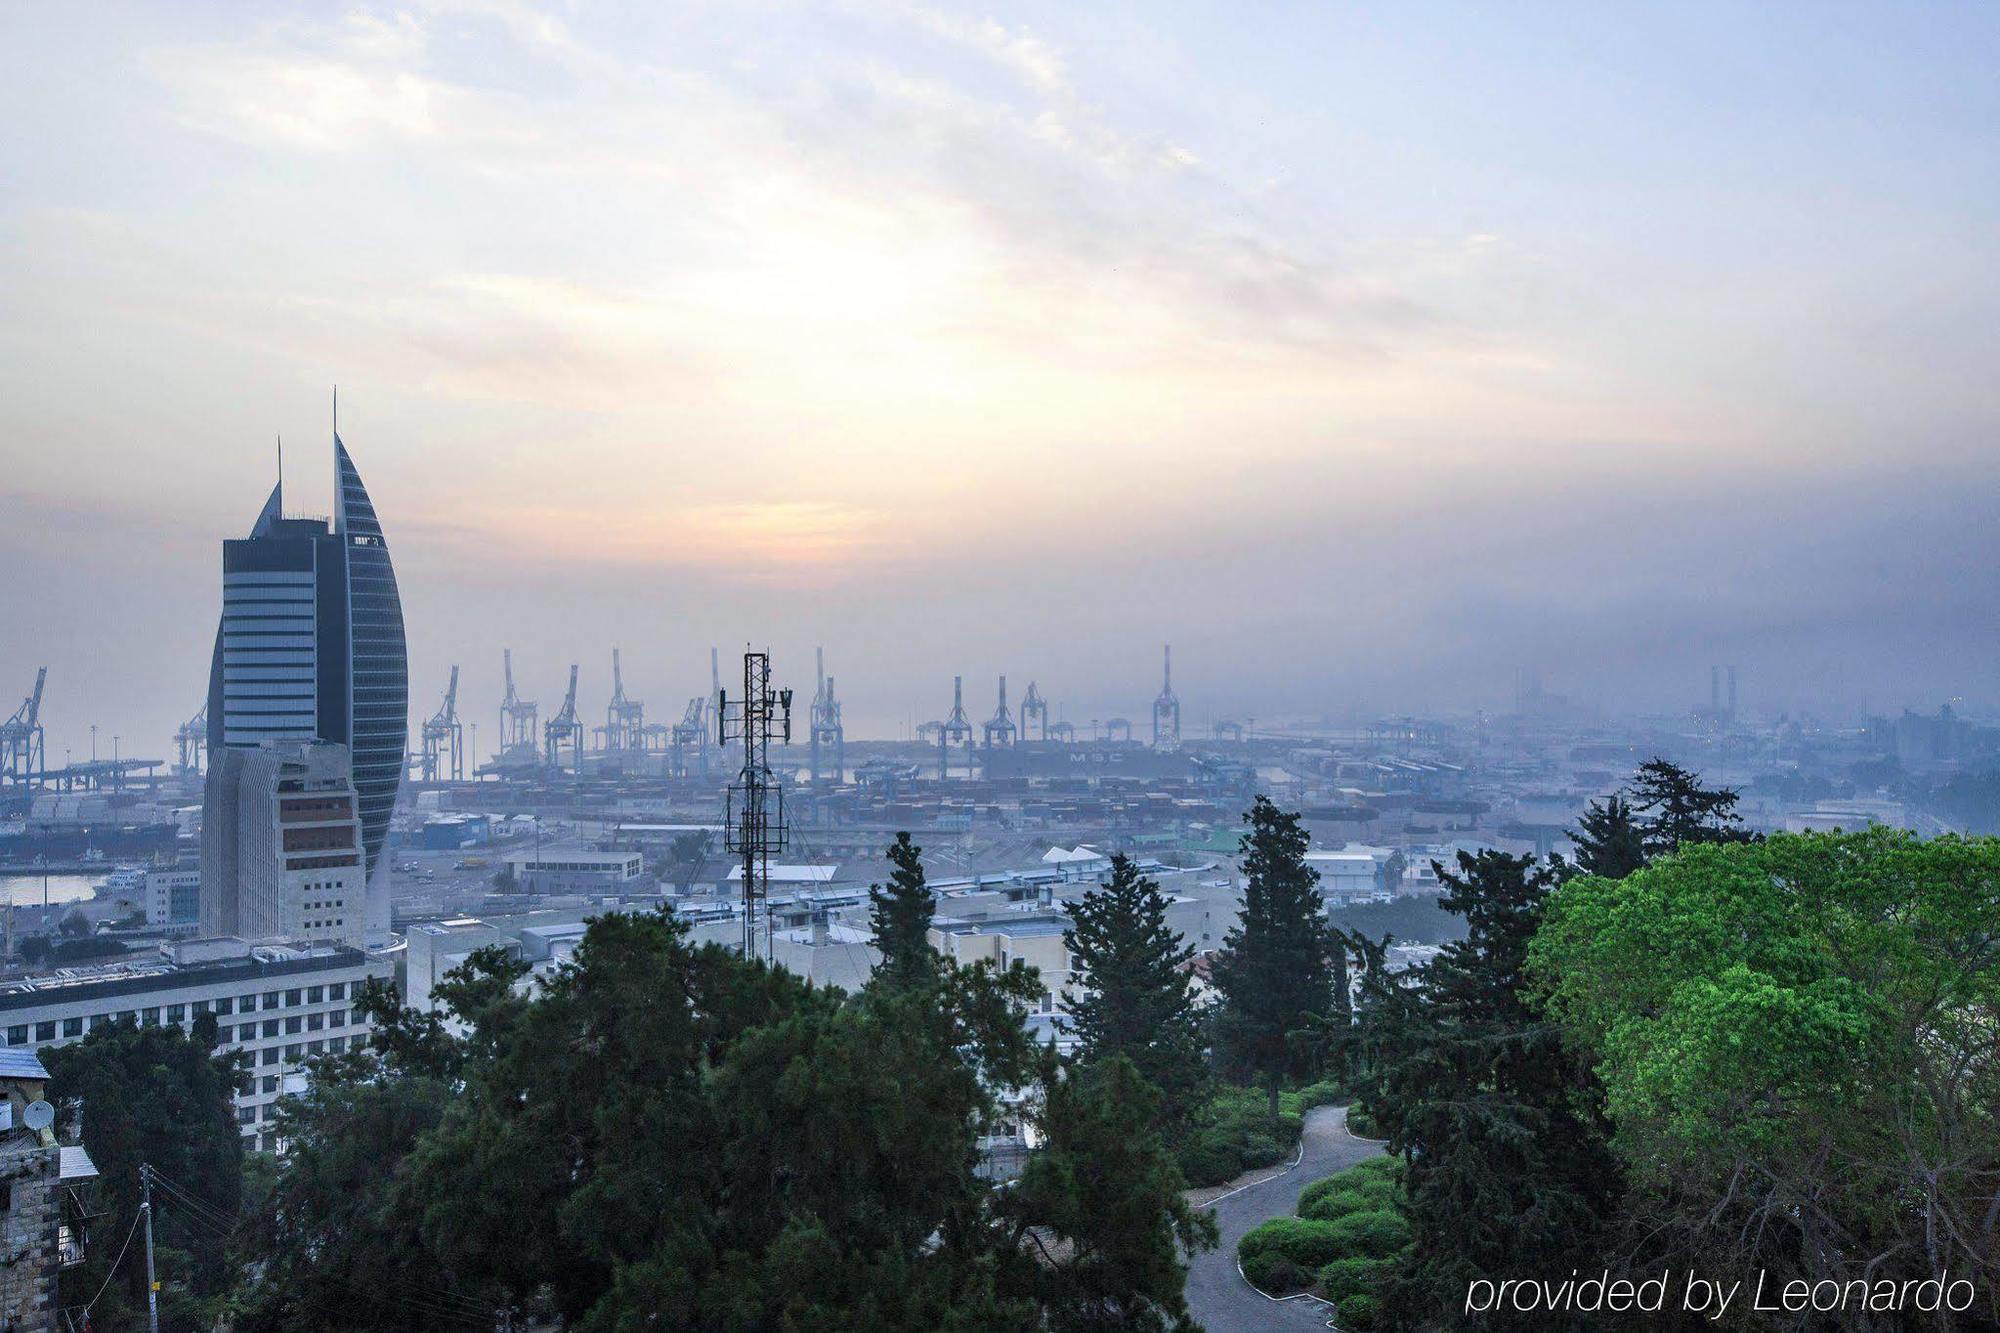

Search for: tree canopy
xmin=869 ymin=830 xmax=940 ymax=994
xmin=1060 ymin=853 xmax=1207 ymax=1136
xmin=1530 ymin=828 xmax=2000 ymax=1313
xmin=1211 ymin=796 xmax=1341 ymax=1119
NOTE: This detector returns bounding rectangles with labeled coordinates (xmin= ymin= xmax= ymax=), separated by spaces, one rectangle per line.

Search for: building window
xmin=262 ymin=1020 xmax=279 ymax=1039
xmin=240 ymin=995 xmax=257 ymax=1012
xmin=329 ymin=1010 xmax=345 ymax=1029
xmin=239 ymin=1106 xmax=257 ymax=1125
xmin=284 ymin=1017 xmax=302 ymax=1035
xmin=215 ymin=997 xmax=233 ymax=1016
xmin=193 ymin=1000 xmax=210 ymax=1015
xmin=306 ymin=1013 xmax=323 ymax=1032
xmin=6 ymin=1026 xmax=25 ymax=1046
xmin=167 ymin=1005 xmax=185 ymax=1024
xmin=34 ymin=1021 xmax=55 ymax=1042
xmin=260 ymin=1048 xmax=278 ymax=1066
xmin=284 ymin=1043 xmax=302 ymax=1061
xmin=264 ymin=992 xmax=281 ymax=1011
xmin=62 ymin=1018 xmax=82 ymax=1038
xmin=262 ymin=1075 xmax=278 ymax=1094
xmin=307 ymin=985 xmax=324 ymax=1003
xmin=142 ymin=1009 xmax=160 ymax=1027
xmin=286 ymin=989 xmax=302 ymax=1007
xmin=307 ymin=1039 xmax=324 ymax=1054
xmin=329 ymin=982 xmax=346 ymax=1001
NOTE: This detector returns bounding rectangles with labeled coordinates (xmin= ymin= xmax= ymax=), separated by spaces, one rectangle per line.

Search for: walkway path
xmin=1182 ymin=1105 xmax=1386 ymax=1333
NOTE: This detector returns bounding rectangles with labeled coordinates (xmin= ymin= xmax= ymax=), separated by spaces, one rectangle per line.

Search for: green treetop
xmin=1060 ymin=853 xmax=1208 ymax=1136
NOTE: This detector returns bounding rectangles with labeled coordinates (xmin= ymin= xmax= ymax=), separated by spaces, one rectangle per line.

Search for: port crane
xmin=1019 ymin=681 xmax=1048 ymax=742
xmin=983 ymin=676 xmax=1016 ymax=749
xmin=1151 ymin=644 xmax=1181 ymax=750
xmin=808 ymin=647 xmax=846 ymax=786
xmin=500 ymin=649 xmax=539 ymax=766
xmin=174 ymin=703 xmax=208 ymax=776
xmin=420 ymin=666 xmax=463 ymax=782
xmin=1 ymin=668 xmax=46 ymax=785
xmin=544 ymin=665 xmax=583 ymax=772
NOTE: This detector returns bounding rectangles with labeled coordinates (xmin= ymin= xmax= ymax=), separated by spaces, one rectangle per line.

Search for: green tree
xmin=869 ymin=831 xmax=939 ymax=993
xmin=1060 ymin=853 xmax=1208 ymax=1135
xmin=1569 ymin=792 xmax=1647 ymax=879
xmin=1002 ymin=1057 xmax=1218 ymax=1333
xmin=1627 ymin=758 xmax=1750 ymax=856
xmin=1346 ymin=850 xmax=1620 ymax=1328
xmin=1531 ymin=829 xmax=2000 ymax=1316
xmin=1210 ymin=797 xmax=1340 ymax=1121
xmin=235 ymin=902 xmax=1216 ymax=1331
xmin=44 ymin=1017 xmax=247 ymax=1329
xmin=234 ymin=1075 xmax=475 ymax=1332
xmin=666 ymin=828 xmax=714 ymax=892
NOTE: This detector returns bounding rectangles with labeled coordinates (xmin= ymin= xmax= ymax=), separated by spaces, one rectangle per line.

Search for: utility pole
xmin=141 ymin=1164 xmax=161 ymax=1333
xmin=718 ymin=650 xmax=792 ymax=959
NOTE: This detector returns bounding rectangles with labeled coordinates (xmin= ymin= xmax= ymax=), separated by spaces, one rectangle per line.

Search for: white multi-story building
xmin=0 ymin=937 xmax=389 ymax=1153
xmin=203 ymin=741 xmax=366 ymax=948
xmin=146 ymin=868 xmax=201 ymax=936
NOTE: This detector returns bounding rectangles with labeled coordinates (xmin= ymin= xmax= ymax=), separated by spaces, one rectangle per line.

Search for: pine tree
xmin=869 ymin=831 xmax=939 ymax=992
xmin=1628 ymin=758 xmax=1751 ymax=856
xmin=1210 ymin=797 xmax=1339 ymax=1122
xmin=1570 ymin=793 xmax=1648 ymax=879
xmin=1003 ymin=1056 xmax=1218 ymax=1333
xmin=1350 ymin=850 xmax=1620 ymax=1326
xmin=1061 ymin=854 xmax=1208 ymax=1135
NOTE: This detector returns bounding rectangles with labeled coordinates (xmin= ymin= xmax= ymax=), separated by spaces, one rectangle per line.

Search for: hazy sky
xmin=3 ymin=1 xmax=1997 ymax=760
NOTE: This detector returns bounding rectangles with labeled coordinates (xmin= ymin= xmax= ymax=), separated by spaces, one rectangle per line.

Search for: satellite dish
xmin=23 ymin=1100 xmax=54 ymax=1132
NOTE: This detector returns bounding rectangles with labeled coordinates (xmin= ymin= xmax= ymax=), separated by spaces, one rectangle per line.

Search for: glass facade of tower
xmin=334 ymin=437 xmax=408 ymax=889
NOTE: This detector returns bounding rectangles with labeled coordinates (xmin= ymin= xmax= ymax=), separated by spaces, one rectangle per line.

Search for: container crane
xmin=174 ymin=703 xmax=208 ymax=776
xmin=500 ymin=649 xmax=538 ymax=766
xmin=420 ymin=666 xmax=463 ymax=782
xmin=1 ymin=667 xmax=46 ymax=785
xmin=808 ymin=647 xmax=846 ymax=786
xmin=604 ymin=647 xmax=644 ymax=753
xmin=1019 ymin=680 xmax=1049 ymax=742
xmin=982 ymin=675 xmax=1016 ymax=749
xmin=1151 ymin=644 xmax=1181 ymax=750
xmin=544 ymin=665 xmax=582 ymax=772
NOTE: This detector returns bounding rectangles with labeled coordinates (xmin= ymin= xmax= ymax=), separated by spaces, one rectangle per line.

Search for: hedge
xmin=1237 ymin=1217 xmax=1351 ymax=1270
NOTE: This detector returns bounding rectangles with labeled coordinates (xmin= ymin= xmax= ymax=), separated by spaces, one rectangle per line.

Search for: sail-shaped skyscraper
xmin=200 ymin=430 xmax=407 ymax=946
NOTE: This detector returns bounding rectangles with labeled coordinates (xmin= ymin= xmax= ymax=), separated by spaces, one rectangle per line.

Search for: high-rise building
xmin=202 ymin=741 xmax=366 ymax=946
xmin=200 ymin=435 xmax=407 ymax=943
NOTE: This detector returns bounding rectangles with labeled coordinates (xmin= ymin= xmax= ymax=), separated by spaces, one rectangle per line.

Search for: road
xmin=1183 ymin=1104 xmax=1386 ymax=1333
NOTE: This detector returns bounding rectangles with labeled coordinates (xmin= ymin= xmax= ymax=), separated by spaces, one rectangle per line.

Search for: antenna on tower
xmin=719 ymin=649 xmax=793 ymax=959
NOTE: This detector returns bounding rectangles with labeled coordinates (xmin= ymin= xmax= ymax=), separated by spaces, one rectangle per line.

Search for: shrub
xmin=1240 ymin=1249 xmax=1311 ymax=1295
xmin=1298 ymin=1187 xmax=1375 ymax=1222
xmin=1319 ymin=1253 xmax=1397 ymax=1306
xmin=1237 ymin=1217 xmax=1349 ymax=1270
xmin=1345 ymin=1100 xmax=1382 ymax=1137
xmin=1175 ymin=1086 xmax=1304 ymax=1186
xmin=1335 ymin=1291 xmax=1382 ymax=1329
xmin=1322 ymin=1207 xmax=1409 ymax=1259
xmin=1297 ymin=1157 xmax=1401 ymax=1218
xmin=1279 ymin=1079 xmax=1345 ymax=1116
xmin=1175 ymin=1141 xmax=1238 ymax=1189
